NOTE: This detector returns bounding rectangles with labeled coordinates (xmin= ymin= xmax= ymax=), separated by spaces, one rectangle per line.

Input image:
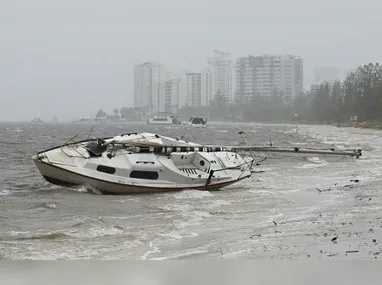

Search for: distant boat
xmin=184 ymin=117 xmax=208 ymax=128
xmin=73 ymin=118 xmax=100 ymax=123
xmin=30 ymin=118 xmax=43 ymax=123
xmin=169 ymin=115 xmax=181 ymax=125
xmin=147 ymin=114 xmax=181 ymax=125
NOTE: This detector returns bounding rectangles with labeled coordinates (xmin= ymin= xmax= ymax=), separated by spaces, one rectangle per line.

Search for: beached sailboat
xmin=32 ymin=132 xmax=255 ymax=194
xmin=32 ymin=131 xmax=362 ymax=195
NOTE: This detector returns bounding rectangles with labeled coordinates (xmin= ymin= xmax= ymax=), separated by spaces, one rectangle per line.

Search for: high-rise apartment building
xmin=185 ymin=70 xmax=212 ymax=107
xmin=235 ymin=55 xmax=264 ymax=102
xmin=164 ymin=79 xmax=182 ymax=113
xmin=134 ymin=62 xmax=150 ymax=109
xmin=235 ymin=54 xmax=304 ymax=101
xmin=207 ymin=50 xmax=234 ymax=103
xmin=134 ymin=62 xmax=168 ymax=113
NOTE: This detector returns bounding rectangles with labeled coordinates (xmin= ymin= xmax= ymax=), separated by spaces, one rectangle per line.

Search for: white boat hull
xmin=147 ymin=115 xmax=180 ymax=125
xmin=191 ymin=124 xmax=207 ymax=128
xmin=182 ymin=122 xmax=207 ymax=128
xmin=32 ymin=133 xmax=252 ymax=195
xmin=33 ymin=158 xmax=247 ymax=194
xmin=185 ymin=117 xmax=208 ymax=128
xmin=147 ymin=120 xmax=173 ymax=125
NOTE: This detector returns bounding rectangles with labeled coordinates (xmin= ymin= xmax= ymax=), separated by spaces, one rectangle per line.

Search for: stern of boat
xmin=32 ymin=151 xmax=83 ymax=188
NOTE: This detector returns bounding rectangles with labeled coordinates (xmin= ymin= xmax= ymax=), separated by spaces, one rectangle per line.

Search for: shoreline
xmin=2 ymin=119 xmax=382 ymax=131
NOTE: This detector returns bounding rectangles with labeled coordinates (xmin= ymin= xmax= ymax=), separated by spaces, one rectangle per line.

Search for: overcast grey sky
xmin=1 ymin=0 xmax=381 ymax=121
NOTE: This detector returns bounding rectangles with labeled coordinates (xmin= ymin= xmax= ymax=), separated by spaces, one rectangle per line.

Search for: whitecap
xmin=159 ymin=203 xmax=192 ymax=212
xmin=173 ymin=190 xmax=213 ymax=200
xmin=71 ymin=184 xmax=102 ymax=195
xmin=0 ymin=189 xmax=11 ymax=196
xmin=64 ymin=225 xmax=124 ymax=239
xmin=209 ymin=200 xmax=231 ymax=207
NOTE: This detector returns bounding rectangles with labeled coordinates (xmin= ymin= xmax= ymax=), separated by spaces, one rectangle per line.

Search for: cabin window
xmin=130 ymin=170 xmax=159 ymax=180
xmin=136 ymin=161 xmax=155 ymax=164
xmin=97 ymin=165 xmax=116 ymax=174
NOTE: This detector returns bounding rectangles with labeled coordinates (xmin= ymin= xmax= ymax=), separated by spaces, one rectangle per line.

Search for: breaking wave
xmin=172 ymin=190 xmax=213 ymax=200
xmin=2 ymin=217 xmax=125 ymax=242
xmin=28 ymin=203 xmax=57 ymax=210
xmin=0 ymin=189 xmax=11 ymax=196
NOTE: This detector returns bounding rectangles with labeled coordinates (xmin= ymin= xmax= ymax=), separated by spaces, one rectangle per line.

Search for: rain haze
xmin=0 ymin=0 xmax=381 ymax=121
xmin=3 ymin=0 xmax=382 ymax=267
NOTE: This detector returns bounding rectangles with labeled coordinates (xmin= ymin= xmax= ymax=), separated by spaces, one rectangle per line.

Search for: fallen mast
xmin=231 ymin=146 xmax=362 ymax=158
xmin=108 ymin=143 xmax=362 ymax=159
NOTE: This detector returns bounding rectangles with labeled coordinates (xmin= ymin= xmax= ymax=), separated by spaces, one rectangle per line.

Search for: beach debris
xmin=331 ymin=235 xmax=338 ymax=243
xmin=316 ymin=187 xmax=332 ymax=193
xmin=346 ymin=250 xmax=359 ymax=254
xmin=373 ymin=239 xmax=377 ymax=243
xmin=252 ymin=170 xmax=266 ymax=173
xmin=273 ymin=220 xmax=278 ymax=226
xmin=250 ymin=234 xmax=262 ymax=239
xmin=350 ymin=179 xmax=360 ymax=183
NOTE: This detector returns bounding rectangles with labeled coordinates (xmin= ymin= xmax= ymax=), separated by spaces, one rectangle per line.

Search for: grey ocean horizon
xmin=1 ymin=122 xmax=381 ymax=260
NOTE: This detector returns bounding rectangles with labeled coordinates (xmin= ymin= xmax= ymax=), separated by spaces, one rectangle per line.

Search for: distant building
xmin=175 ymin=70 xmax=192 ymax=109
xmin=310 ymin=68 xmax=341 ymax=94
xmin=185 ymin=69 xmax=212 ymax=107
xmin=235 ymin=55 xmax=264 ymax=102
xmin=164 ymin=79 xmax=182 ymax=113
xmin=310 ymin=80 xmax=337 ymax=94
xmin=313 ymin=67 xmax=340 ymax=84
xmin=134 ymin=62 xmax=169 ymax=114
xmin=235 ymin=54 xmax=304 ymax=100
xmin=207 ymin=50 xmax=234 ymax=103
xmin=134 ymin=62 xmax=149 ymax=109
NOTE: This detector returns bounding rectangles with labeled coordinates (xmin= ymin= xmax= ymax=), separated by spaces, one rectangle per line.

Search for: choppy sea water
xmin=0 ymin=121 xmax=382 ymax=260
